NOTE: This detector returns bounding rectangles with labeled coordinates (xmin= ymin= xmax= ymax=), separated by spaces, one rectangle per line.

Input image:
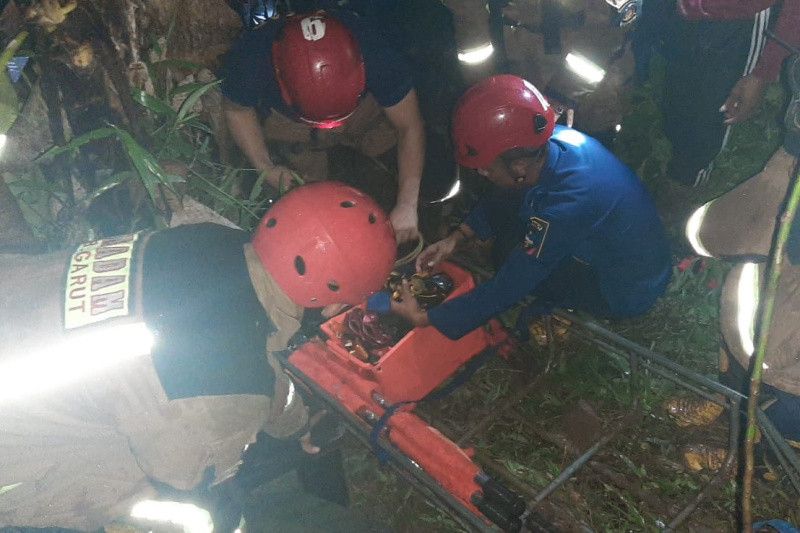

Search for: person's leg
xmin=721 ymin=351 xmax=800 ymax=442
xmin=662 ymin=11 xmax=768 ymax=186
xmin=531 ymin=257 xmax=613 ymax=317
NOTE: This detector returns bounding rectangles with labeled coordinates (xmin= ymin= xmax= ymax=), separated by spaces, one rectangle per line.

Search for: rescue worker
xmin=220 ymin=6 xmax=425 ymax=243
xmin=669 ymin=55 xmax=800 ymax=468
xmin=389 ymin=75 xmax=671 ymax=339
xmin=636 ymin=0 xmax=799 ymax=186
xmin=444 ymin=0 xmax=636 ymax=138
xmin=0 ymin=182 xmax=396 ymax=530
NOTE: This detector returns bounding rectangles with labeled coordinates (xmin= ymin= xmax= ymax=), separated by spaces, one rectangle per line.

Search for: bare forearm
xmin=395 ymin=122 xmax=424 ymax=209
xmin=223 ymin=98 xmax=278 ymax=182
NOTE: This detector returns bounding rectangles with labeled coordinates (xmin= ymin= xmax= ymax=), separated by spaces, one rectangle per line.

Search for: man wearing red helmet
xmin=0 ymin=182 xmax=396 ymax=529
xmin=220 ymin=8 xmax=424 ymax=243
xmin=391 ymin=75 xmax=671 ymax=340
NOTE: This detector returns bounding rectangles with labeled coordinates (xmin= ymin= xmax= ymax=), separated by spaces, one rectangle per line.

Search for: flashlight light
xmin=565 ymin=53 xmax=606 ymax=84
xmin=458 ymin=43 xmax=495 ymax=65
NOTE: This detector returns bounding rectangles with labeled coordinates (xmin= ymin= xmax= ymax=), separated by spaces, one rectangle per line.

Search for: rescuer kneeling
xmin=389 ymin=75 xmax=672 ymax=339
xmin=670 ymin=56 xmax=800 ymax=472
xmin=0 ymin=182 xmax=396 ymax=531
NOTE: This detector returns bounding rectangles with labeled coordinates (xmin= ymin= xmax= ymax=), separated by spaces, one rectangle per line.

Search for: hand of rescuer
xmin=262 ymin=163 xmax=303 ymax=192
xmin=415 ymin=225 xmax=473 ymax=272
xmin=721 ymin=74 xmax=767 ymax=125
xmin=389 ymin=202 xmax=420 ymax=244
xmin=390 ymin=279 xmax=430 ymax=327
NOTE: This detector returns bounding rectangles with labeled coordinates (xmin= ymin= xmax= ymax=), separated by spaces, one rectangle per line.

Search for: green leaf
xmin=0 ymin=31 xmax=28 ymax=134
xmin=249 ymin=173 xmax=263 ymax=201
xmin=82 ymin=171 xmax=134 ymax=206
xmin=0 ymin=483 xmax=22 ymax=496
xmin=170 ymin=82 xmax=211 ymax=98
xmin=176 ymin=80 xmax=221 ymax=123
xmin=131 ymin=88 xmax=177 ymax=119
xmin=108 ymin=124 xmax=175 ymax=209
xmin=39 ymin=127 xmax=118 ymax=160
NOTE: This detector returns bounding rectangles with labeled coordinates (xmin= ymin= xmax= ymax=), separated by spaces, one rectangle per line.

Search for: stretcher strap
xmin=369 ymin=346 xmax=499 ymax=463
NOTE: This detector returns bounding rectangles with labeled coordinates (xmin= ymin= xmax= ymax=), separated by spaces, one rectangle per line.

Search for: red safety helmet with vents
xmin=453 ymin=75 xmax=556 ymax=170
xmin=272 ymin=12 xmax=366 ymax=129
xmin=253 ymin=182 xmax=397 ymax=307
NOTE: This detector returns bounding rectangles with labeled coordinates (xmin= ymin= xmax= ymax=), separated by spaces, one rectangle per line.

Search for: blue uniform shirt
xmin=219 ymin=5 xmax=413 ymax=115
xmin=429 ymin=127 xmax=672 ymax=340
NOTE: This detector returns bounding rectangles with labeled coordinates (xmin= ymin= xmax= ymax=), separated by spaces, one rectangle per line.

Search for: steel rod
xmin=756 ymin=409 xmax=800 ymax=493
xmin=558 ymin=310 xmax=746 ymax=400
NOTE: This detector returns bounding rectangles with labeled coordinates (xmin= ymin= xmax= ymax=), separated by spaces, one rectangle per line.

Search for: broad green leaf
xmin=176 ymin=80 xmax=221 ymax=123
xmin=170 ymin=82 xmax=210 ymax=98
xmin=39 ymin=127 xmax=118 ymax=159
xmin=131 ymin=88 xmax=177 ymax=119
xmin=82 ymin=171 xmax=134 ymax=206
xmin=0 ymin=31 xmax=28 ymax=134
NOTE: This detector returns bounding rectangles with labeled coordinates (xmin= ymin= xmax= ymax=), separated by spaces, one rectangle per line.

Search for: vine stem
xmin=741 ymin=155 xmax=800 ymax=530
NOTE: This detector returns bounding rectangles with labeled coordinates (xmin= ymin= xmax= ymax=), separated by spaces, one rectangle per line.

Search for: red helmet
xmin=453 ymin=75 xmax=556 ymax=169
xmin=252 ymin=182 xmax=396 ymax=307
xmin=272 ymin=12 xmax=366 ymax=128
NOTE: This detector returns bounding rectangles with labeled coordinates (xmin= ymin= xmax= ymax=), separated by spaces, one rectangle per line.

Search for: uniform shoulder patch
xmin=523 ymin=217 xmax=549 ymax=258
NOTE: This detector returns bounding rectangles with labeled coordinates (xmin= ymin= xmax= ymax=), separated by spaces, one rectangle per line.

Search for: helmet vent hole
xmin=466 ymin=145 xmax=478 ymax=157
xmin=265 ymin=218 xmax=277 ymax=228
xmin=534 ymin=114 xmax=548 ymax=134
xmin=294 ymin=256 xmax=306 ymax=276
xmin=340 ymin=200 xmax=356 ymax=208
xmin=327 ymin=281 xmax=340 ymax=292
xmin=368 ymin=213 xmax=377 ymax=224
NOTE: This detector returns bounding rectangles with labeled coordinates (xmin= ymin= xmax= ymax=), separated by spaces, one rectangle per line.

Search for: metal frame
xmin=543 ymin=310 xmax=799 ymax=530
xmin=281 ymin=309 xmax=800 ymax=532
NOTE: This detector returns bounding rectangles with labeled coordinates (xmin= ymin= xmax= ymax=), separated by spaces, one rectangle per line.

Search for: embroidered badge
xmin=64 ymin=233 xmax=139 ymax=329
xmin=523 ymin=217 xmax=549 ymax=257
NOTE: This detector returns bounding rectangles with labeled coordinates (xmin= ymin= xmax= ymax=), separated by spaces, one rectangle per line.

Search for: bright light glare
xmin=615 ymin=124 xmax=622 ymax=133
xmin=685 ymin=203 xmax=712 ymax=257
xmin=565 ymin=53 xmax=606 ymax=84
xmin=737 ymin=263 xmax=759 ymax=357
xmin=285 ymin=380 xmax=295 ymax=411
xmin=430 ymin=179 xmax=461 ymax=204
xmin=0 ymin=322 xmax=153 ymax=403
xmin=0 ymin=134 xmax=6 ymax=153
xmin=555 ymin=129 xmax=587 ymax=147
xmin=458 ymin=43 xmax=494 ymax=64
xmin=131 ymin=500 xmax=213 ymax=533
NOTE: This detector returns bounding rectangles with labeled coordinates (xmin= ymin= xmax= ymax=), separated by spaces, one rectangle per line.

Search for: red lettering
xmin=73 ymin=251 xmax=91 ymax=262
xmin=90 ymin=290 xmax=125 ymax=316
xmin=93 ymin=258 xmax=127 ymax=273
xmin=94 ymin=246 xmax=129 ymax=261
xmin=91 ymin=275 xmax=125 ymax=292
xmin=70 ymin=274 xmax=87 ymax=287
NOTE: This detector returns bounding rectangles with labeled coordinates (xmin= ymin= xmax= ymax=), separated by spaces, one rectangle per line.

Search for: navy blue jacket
xmin=428 ymin=127 xmax=672 ymax=339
